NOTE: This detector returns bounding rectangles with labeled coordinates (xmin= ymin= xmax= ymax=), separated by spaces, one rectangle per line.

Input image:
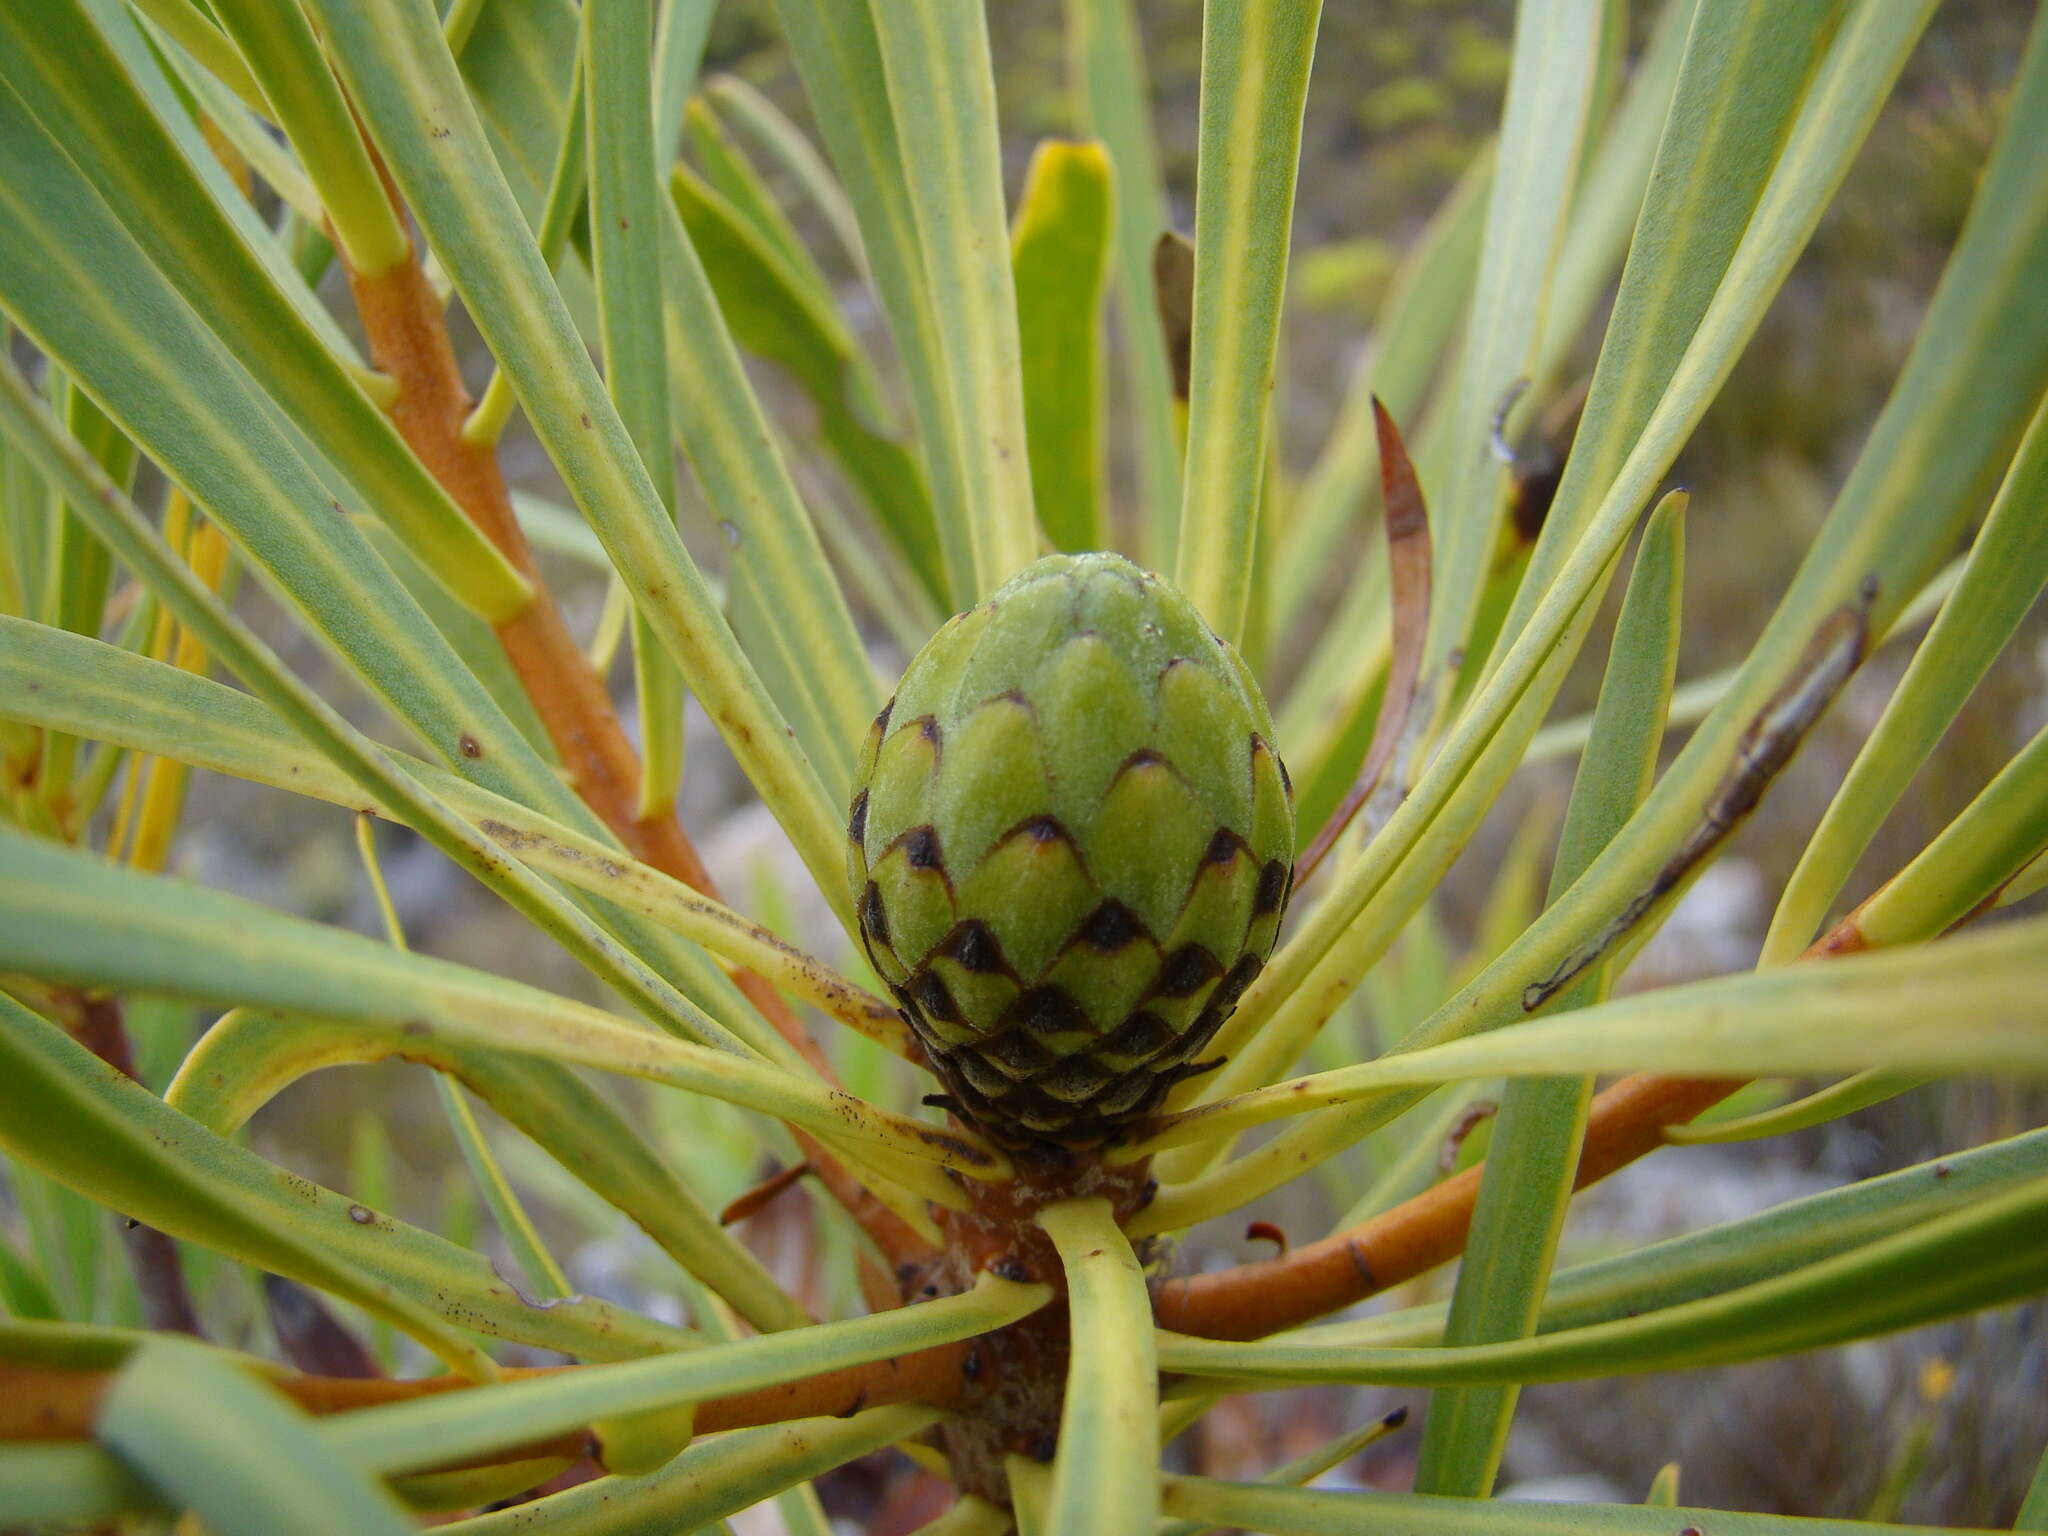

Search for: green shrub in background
xmin=0 ymin=0 xmax=2046 ymax=1530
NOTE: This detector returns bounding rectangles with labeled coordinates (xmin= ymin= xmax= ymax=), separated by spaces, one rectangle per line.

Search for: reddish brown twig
xmin=0 ymin=1343 xmax=974 ymax=1475
xmin=1151 ymin=1070 xmax=1742 ymax=1338
xmin=339 ymin=198 xmax=928 ymax=1268
xmin=1151 ymin=903 xmax=1881 ymax=1340
xmin=720 ymin=1161 xmax=814 ymax=1227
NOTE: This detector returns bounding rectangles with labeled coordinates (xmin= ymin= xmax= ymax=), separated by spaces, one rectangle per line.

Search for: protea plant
xmin=1 ymin=0 xmax=2046 ymax=1532
xmin=850 ymin=551 xmax=1295 ymax=1154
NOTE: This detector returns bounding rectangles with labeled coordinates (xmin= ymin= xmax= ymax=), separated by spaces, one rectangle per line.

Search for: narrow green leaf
xmin=1141 ymin=913 xmax=2048 ymax=1150
xmin=0 ymin=989 xmax=675 ymax=1371
xmin=390 ymin=1456 xmax=580 ymax=1515
xmin=653 ymin=0 xmax=715 ymax=166
xmin=585 ymin=0 xmax=687 ymax=817
xmin=703 ymin=74 xmax=867 ymax=280
xmin=1173 ymin=0 xmax=1322 ymax=644
xmin=304 ymin=0 xmax=852 ymax=916
xmin=1010 ymin=1453 xmax=1053 ymax=1535
xmin=1764 ymin=388 xmax=2048 ymax=961
xmin=98 ymin=1340 xmax=415 ymax=1536
xmin=1277 ymin=564 xmax=1392 ymax=827
xmin=452 ymin=0 xmax=580 ymax=220
xmin=355 ymin=520 xmax=556 ymax=762
xmin=0 ymin=349 xmax=791 ymax=1077
xmin=1518 ymin=548 xmax=1956 ymax=764
xmin=1496 ymin=0 xmax=1843 ymax=664
xmin=467 ymin=46 xmax=589 ymax=447
xmin=154 ymin=42 xmax=322 ymax=228
xmin=0 ymin=1443 xmax=158 ymax=1528
xmin=1644 ymin=1463 xmax=1682 ymax=1507
xmin=445 ymin=1407 xmax=940 ymax=1535
xmin=1415 ymin=492 xmax=1683 ymax=1496
xmin=1854 ymin=718 xmax=2048 ymax=951
xmin=686 ymin=97 xmax=822 ymax=285
xmin=0 ymin=0 xmax=532 ymax=621
xmin=767 ymin=0 xmax=972 ymax=608
xmin=124 ymin=0 xmax=269 ymax=115
xmin=1159 ymin=1478 xmax=2009 ymax=1536
xmin=1422 ymin=0 xmax=1608 ymax=685
xmin=665 ymin=1278 xmax=836 ymax=1536
xmin=663 ymin=121 xmax=895 ymax=799
xmin=205 ymin=0 xmax=412 ymax=276
xmin=42 ymin=380 xmax=127 ymax=649
xmin=35 ymin=377 xmax=128 ymax=825
xmin=0 ymin=618 xmax=913 ymax=1062
xmin=1159 ymin=1409 xmax=1410 ymax=1536
xmin=0 ymin=1315 xmax=226 ymax=1372
xmin=1330 ymin=1081 xmax=1495 ymax=1231
xmin=1159 ymin=1174 xmax=2048 ymax=1388
xmin=355 ymin=816 xmax=576 ymax=1311
xmin=2019 ymin=1439 xmax=2048 ymax=1530
xmin=0 ymin=71 xmax=575 ymax=830
xmin=1663 ymin=1068 xmax=1935 ymax=1146
xmin=1141 ymin=586 xmax=1608 ymax=1232
xmin=0 ymin=1216 xmax=61 ymax=1321
xmin=1012 ymin=140 xmax=1114 ymax=554
xmin=327 ymin=1280 xmax=1041 ymax=1476
xmin=1199 ymin=0 xmax=2015 ymax=1219
xmin=670 ymin=163 xmax=945 ymax=610
xmin=1066 ymin=0 xmax=1182 ymax=562
xmin=515 ymin=490 xmax=614 ymax=569
xmin=0 ymin=829 xmax=1010 ymax=1191
xmin=165 ymin=1007 xmax=812 ymax=1334
xmin=1533 ymin=0 xmax=1699 ymax=386
xmin=439 ymin=1076 xmax=573 ymax=1302
xmin=654 ymin=180 xmax=883 ymax=798
xmin=659 ymin=103 xmax=903 ymax=800
xmin=1275 ymin=146 xmax=1492 ymax=629
xmin=1041 ymin=1199 xmax=1160 ymax=1535
xmin=872 ymin=0 xmax=1041 ymax=595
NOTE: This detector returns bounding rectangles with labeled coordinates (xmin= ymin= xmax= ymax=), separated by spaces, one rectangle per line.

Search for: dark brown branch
xmin=50 ymin=991 xmax=204 ymax=1338
xmin=263 ymin=1274 xmax=383 ymax=1379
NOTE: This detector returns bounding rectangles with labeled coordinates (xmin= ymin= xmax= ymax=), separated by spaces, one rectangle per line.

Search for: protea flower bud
xmin=848 ymin=553 xmax=1294 ymax=1152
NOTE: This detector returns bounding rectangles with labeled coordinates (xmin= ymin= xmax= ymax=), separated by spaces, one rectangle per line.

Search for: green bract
xmin=848 ymin=553 xmax=1295 ymax=1150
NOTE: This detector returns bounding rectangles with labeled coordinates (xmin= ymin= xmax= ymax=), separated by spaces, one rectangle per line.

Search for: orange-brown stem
xmin=1151 ymin=1071 xmax=1742 ymax=1339
xmin=340 ymin=230 xmax=929 ymax=1269
xmin=1152 ymin=907 xmax=1876 ymax=1340
xmin=0 ymin=1345 xmax=973 ymax=1475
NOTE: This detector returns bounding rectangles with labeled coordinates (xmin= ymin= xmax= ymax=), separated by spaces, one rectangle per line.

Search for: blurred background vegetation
xmin=31 ymin=2 xmax=2042 ymax=1527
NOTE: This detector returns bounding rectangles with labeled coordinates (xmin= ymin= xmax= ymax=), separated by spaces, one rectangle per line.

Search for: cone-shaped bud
xmin=848 ymin=554 xmax=1294 ymax=1150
